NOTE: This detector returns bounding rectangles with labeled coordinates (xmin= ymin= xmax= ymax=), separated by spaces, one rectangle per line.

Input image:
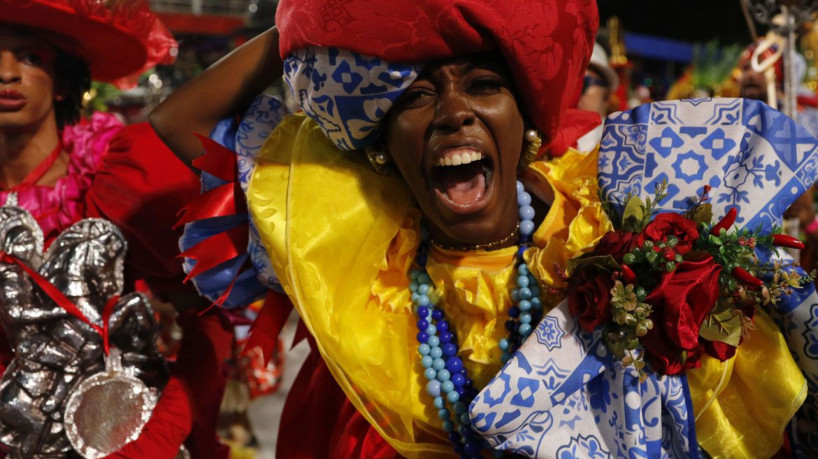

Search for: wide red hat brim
xmin=3 ymin=0 xmax=170 ymax=83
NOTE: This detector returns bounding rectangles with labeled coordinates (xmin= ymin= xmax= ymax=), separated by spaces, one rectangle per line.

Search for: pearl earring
xmin=521 ymin=129 xmax=542 ymax=168
xmin=365 ymin=147 xmax=398 ymax=177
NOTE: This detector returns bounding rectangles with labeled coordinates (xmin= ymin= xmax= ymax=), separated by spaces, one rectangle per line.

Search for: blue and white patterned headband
xmin=283 ymin=47 xmax=424 ymax=151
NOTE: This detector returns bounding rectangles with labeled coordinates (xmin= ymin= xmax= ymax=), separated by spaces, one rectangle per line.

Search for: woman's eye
xmin=19 ymin=52 xmax=44 ymax=66
xmin=395 ymin=88 xmax=434 ymax=109
xmin=469 ymin=77 xmax=503 ymax=94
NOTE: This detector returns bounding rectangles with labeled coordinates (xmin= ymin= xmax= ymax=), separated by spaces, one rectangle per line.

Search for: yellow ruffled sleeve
xmin=523 ymin=148 xmax=612 ymax=308
xmin=247 ymin=113 xmax=453 ymax=457
xmin=688 ymin=308 xmax=807 ymax=458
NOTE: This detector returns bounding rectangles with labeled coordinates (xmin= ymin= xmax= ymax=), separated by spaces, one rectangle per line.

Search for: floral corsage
xmin=566 ymin=183 xmax=814 ymax=378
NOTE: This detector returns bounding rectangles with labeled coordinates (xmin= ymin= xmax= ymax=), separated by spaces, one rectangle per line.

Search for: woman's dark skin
xmin=383 ymin=54 xmax=525 ymax=248
xmin=151 ymin=28 xmax=545 ymax=248
xmin=150 ymin=27 xmax=282 ymax=171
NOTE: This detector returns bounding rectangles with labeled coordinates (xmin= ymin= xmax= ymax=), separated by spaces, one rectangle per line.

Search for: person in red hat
xmin=151 ymin=0 xmax=600 ymax=457
xmin=0 ymin=1 xmax=232 ymax=457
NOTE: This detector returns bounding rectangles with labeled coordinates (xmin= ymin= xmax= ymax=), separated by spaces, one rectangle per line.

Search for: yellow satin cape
xmin=246 ymin=113 xmax=806 ymax=458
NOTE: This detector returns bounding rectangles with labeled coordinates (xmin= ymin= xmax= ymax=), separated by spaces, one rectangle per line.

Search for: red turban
xmin=276 ymin=0 xmax=600 ymax=153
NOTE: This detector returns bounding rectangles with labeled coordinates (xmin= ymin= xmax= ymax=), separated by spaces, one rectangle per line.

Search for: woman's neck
xmin=0 ymin=119 xmax=63 ymax=189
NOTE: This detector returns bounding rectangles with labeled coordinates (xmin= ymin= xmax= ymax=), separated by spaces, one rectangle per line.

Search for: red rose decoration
xmin=640 ymin=257 xmax=722 ymax=375
xmin=593 ymin=231 xmax=641 ymax=263
xmin=643 ymin=213 xmax=699 ymax=254
xmin=703 ymin=340 xmax=737 ymax=361
xmin=568 ymin=265 xmax=614 ymax=333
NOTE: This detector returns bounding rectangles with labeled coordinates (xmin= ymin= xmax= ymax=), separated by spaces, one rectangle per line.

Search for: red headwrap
xmin=276 ymin=0 xmax=599 ymax=154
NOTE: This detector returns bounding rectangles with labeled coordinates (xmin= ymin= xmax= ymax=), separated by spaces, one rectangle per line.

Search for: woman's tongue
xmin=435 ymin=163 xmax=486 ymax=207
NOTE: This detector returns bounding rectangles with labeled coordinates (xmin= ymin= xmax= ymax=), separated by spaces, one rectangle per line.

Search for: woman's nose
xmin=0 ymin=52 xmax=21 ymax=84
xmin=432 ymin=90 xmax=475 ymax=133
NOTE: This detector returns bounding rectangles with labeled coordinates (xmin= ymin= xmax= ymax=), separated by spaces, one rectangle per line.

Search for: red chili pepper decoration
xmin=710 ymin=207 xmax=737 ymax=236
xmin=621 ymin=264 xmax=637 ymax=284
xmin=733 ymin=266 xmax=763 ymax=289
xmin=772 ymin=234 xmax=805 ymax=250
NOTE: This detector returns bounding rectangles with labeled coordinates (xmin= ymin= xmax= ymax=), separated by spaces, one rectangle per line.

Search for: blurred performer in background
xmin=576 ymin=42 xmax=620 ymax=152
xmin=0 ymin=0 xmax=232 ymax=457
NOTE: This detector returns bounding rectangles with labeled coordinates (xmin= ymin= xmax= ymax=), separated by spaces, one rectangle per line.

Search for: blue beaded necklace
xmin=411 ymin=181 xmax=543 ymax=458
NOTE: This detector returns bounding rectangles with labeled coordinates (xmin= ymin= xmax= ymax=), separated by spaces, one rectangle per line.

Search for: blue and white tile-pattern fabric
xmin=283 ymin=47 xmax=423 ymax=150
xmin=470 ymin=301 xmax=697 ymax=458
xmin=598 ymin=98 xmax=818 ymax=234
xmin=179 ymin=94 xmax=288 ymax=307
xmin=470 ymin=98 xmax=818 ymax=457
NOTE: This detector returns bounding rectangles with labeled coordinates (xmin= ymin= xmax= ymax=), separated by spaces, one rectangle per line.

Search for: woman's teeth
xmin=438 ymin=151 xmax=483 ymax=166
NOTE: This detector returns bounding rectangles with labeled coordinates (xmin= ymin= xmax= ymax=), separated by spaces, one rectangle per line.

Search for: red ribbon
xmin=174 ymin=182 xmax=241 ymax=229
xmin=0 ymin=252 xmax=119 ymax=354
xmin=192 ymin=134 xmax=237 ymax=182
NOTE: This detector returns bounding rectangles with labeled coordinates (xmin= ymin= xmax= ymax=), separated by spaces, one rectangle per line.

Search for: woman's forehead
xmin=418 ymin=53 xmax=509 ymax=78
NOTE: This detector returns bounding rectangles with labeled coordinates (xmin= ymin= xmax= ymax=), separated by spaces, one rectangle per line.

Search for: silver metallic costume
xmin=0 ymin=197 xmax=167 ymax=458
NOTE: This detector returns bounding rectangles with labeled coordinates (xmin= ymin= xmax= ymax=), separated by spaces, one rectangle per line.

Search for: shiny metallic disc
xmin=63 ymin=370 xmax=156 ymax=459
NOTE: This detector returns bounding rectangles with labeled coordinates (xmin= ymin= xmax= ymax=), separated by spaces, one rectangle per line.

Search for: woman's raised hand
xmin=149 ymin=27 xmax=283 ymax=170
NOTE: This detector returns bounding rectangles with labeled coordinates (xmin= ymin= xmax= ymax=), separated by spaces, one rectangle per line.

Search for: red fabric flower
xmin=593 ymin=230 xmax=641 ymax=263
xmin=641 ymin=257 xmax=722 ymax=375
xmin=568 ymin=265 xmax=615 ymax=333
xmin=703 ymin=340 xmax=737 ymax=361
xmin=643 ymin=213 xmax=700 ymax=254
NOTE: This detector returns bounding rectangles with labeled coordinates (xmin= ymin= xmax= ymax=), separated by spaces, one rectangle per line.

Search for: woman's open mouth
xmin=430 ymin=148 xmax=493 ymax=214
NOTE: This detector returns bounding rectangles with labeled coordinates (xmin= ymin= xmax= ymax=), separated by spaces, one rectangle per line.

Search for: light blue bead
xmin=418 ymin=273 xmax=431 ymax=284
xmin=411 ymin=292 xmax=419 ymax=302
xmin=433 ymin=358 xmax=446 ymax=371
xmin=459 ymin=413 xmax=471 ymax=426
xmin=443 ymin=420 xmax=455 ymax=432
xmin=418 ymin=283 xmax=430 ymax=295
xmin=447 ymin=390 xmax=460 ymax=403
xmin=520 ymin=220 xmax=535 ymax=237
xmin=517 ymin=192 xmax=531 ymax=206
xmin=425 ymin=324 xmax=437 ymax=336
xmin=417 ymin=295 xmax=430 ymax=306
xmin=426 ymin=379 xmax=442 ymax=397
xmin=530 ymin=285 xmax=540 ymax=297
xmin=518 ymin=300 xmax=531 ymax=311
xmin=511 ymin=290 xmax=520 ymax=302
xmin=438 ymin=408 xmax=450 ymax=420
xmin=441 ymin=380 xmax=455 ymax=393
xmin=410 ymin=270 xmax=420 ymax=280
xmin=517 ymin=264 xmax=529 ymax=275
xmin=437 ymin=369 xmax=451 ymax=381
xmin=518 ymin=287 xmax=532 ymax=300
xmin=453 ymin=401 xmax=467 ymax=414
xmin=430 ymin=347 xmax=443 ymax=359
xmin=519 ymin=205 xmax=535 ymax=221
xmin=421 ymin=356 xmax=434 ymax=368
xmin=517 ymin=275 xmax=530 ymax=288
xmin=498 ymin=338 xmax=509 ymax=351
xmin=427 ymin=336 xmax=440 ymax=347
xmin=519 ymin=323 xmax=533 ymax=336
xmin=531 ymin=297 xmax=542 ymax=309
xmin=424 ymin=368 xmax=437 ymax=380
xmin=516 ymin=181 xmax=524 ymax=193
xmin=519 ymin=312 xmax=532 ymax=324
xmin=418 ymin=343 xmax=431 ymax=356
xmin=409 ymin=281 xmax=419 ymax=293
xmin=433 ymin=396 xmax=445 ymax=409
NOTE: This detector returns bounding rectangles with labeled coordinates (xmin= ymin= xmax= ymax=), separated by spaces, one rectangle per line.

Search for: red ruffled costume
xmin=0 ymin=115 xmax=231 ymax=459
